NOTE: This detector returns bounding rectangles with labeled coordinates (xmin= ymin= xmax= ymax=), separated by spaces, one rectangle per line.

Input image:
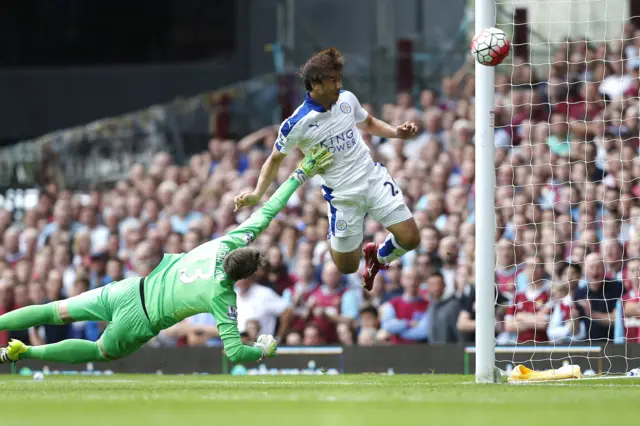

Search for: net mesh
xmin=491 ymin=0 xmax=640 ymax=376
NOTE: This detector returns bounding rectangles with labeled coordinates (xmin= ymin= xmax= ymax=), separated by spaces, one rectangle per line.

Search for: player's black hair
xmin=359 ymin=305 xmax=378 ymax=319
xmin=556 ymin=261 xmax=570 ymax=276
xmin=564 ymin=262 xmax=582 ymax=277
xmin=223 ymin=247 xmax=267 ymax=281
xmin=186 ymin=228 xmax=203 ymax=241
xmin=74 ymin=277 xmax=90 ymax=291
xmin=428 ymin=271 xmax=445 ymax=283
xmin=107 ymin=257 xmax=124 ymax=266
xmin=300 ymin=47 xmax=344 ymax=91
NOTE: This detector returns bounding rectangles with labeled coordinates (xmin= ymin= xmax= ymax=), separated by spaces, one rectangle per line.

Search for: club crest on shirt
xmin=339 ymin=102 xmax=351 ymax=114
xmin=336 ymin=220 xmax=348 ymax=231
xmin=243 ymin=232 xmax=255 ymax=245
xmin=227 ymin=305 xmax=238 ymax=321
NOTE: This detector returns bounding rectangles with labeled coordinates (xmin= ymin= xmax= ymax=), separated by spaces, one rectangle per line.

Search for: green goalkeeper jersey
xmin=143 ymin=177 xmax=300 ymax=362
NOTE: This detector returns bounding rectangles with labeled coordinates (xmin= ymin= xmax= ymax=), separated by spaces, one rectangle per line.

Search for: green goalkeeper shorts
xmin=64 ymin=277 xmax=158 ymax=359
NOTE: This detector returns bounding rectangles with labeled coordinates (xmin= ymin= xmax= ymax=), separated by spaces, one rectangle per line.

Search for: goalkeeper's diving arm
xmin=217 ymin=147 xmax=334 ymax=363
xmin=225 ymin=146 xmax=333 ymax=248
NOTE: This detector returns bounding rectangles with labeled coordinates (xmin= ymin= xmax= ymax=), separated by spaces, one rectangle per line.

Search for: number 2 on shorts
xmin=384 ymin=181 xmax=398 ymax=197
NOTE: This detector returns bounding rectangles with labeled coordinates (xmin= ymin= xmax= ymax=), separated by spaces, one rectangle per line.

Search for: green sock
xmin=0 ymin=303 xmax=63 ymax=330
xmin=22 ymin=340 xmax=107 ymax=364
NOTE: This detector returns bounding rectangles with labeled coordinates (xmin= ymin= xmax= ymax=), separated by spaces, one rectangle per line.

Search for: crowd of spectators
xmin=1 ymin=20 xmax=640 ymax=349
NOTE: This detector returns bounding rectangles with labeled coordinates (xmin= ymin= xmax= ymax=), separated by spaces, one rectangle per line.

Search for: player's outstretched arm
xmin=225 ymin=147 xmax=333 ymax=249
xmin=210 ymin=289 xmax=276 ymax=363
xmin=234 ymin=147 xmax=287 ymax=211
xmin=379 ymin=303 xmax=409 ymax=334
xmin=218 ymin=322 xmax=270 ymax=363
xmin=357 ymin=114 xmax=418 ymax=140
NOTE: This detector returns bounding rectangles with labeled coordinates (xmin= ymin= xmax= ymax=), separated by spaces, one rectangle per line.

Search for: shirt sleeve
xmin=340 ymin=290 xmax=360 ymax=320
xmin=223 ymin=177 xmax=302 ymax=249
xmin=460 ymin=294 xmax=474 ymax=315
xmin=505 ymin=301 xmax=516 ymax=319
xmin=380 ymin=302 xmax=408 ymax=334
xmin=263 ymin=287 xmax=290 ymax=316
xmin=275 ymin=115 xmax=304 ymax=154
xmin=399 ymin=311 xmax=429 ymax=341
xmin=573 ymin=290 xmax=587 ymax=321
xmin=344 ymin=91 xmax=368 ymax=123
xmin=210 ymin=287 xmax=263 ymax=363
xmin=515 ymin=271 xmax=529 ymax=292
xmin=37 ymin=223 xmax=55 ymax=248
xmin=546 ymin=305 xmax=570 ymax=342
xmin=573 ymin=287 xmax=587 ymax=302
xmin=606 ymin=294 xmax=621 ymax=312
xmin=282 ymin=287 xmax=293 ymax=305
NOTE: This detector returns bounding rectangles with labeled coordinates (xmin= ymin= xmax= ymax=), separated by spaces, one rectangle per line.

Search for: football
xmin=470 ymin=27 xmax=510 ymax=66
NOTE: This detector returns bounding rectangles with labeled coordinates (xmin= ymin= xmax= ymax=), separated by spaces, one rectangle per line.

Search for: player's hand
xmin=254 ymin=334 xmax=277 ymax=359
xmin=234 ymin=191 xmax=261 ymax=211
xmin=578 ymin=300 xmax=592 ymax=316
xmin=570 ymin=307 xmax=579 ymax=320
xmin=292 ymin=291 xmax=305 ymax=306
xmin=290 ymin=146 xmax=333 ymax=183
xmin=395 ymin=121 xmax=418 ymax=139
xmin=325 ymin=306 xmax=339 ymax=319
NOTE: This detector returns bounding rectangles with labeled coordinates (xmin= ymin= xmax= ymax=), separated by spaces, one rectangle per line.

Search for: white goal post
xmin=474 ymin=0 xmax=498 ymax=384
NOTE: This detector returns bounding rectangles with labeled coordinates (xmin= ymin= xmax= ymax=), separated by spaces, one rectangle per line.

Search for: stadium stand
xmin=1 ymin=19 xmax=640 ymax=350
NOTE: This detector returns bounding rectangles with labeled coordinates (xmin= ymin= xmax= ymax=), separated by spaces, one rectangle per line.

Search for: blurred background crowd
xmin=1 ymin=16 xmax=640 ymax=350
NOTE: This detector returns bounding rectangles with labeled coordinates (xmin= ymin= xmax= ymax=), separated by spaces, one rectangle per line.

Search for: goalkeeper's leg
xmin=0 ymin=286 xmax=113 ymax=364
xmin=2 ymin=338 xmax=108 ymax=363
xmin=0 ymin=302 xmax=66 ymax=330
xmin=2 ymin=321 xmax=152 ymax=364
xmin=1 ymin=278 xmax=155 ymax=364
xmin=0 ymin=286 xmax=110 ymax=331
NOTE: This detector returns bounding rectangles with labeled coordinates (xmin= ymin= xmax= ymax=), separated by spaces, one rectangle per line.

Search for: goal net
xmin=488 ymin=0 xmax=640 ymax=377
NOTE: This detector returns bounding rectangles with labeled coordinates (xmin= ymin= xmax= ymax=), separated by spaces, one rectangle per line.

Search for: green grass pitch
xmin=1 ymin=374 xmax=638 ymax=426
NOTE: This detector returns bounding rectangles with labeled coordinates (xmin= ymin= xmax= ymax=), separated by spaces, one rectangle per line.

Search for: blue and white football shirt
xmin=275 ymin=90 xmax=373 ymax=191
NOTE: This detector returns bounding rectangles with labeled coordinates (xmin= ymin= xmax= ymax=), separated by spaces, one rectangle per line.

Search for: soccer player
xmin=234 ymin=47 xmax=421 ymax=291
xmin=0 ymin=148 xmax=333 ymax=366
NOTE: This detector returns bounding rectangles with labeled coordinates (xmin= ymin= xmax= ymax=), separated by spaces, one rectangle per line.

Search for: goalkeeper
xmin=0 ymin=147 xmax=333 ymax=366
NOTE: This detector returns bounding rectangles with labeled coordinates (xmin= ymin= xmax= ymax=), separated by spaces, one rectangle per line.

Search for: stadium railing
xmin=0 ymin=72 xmax=289 ymax=191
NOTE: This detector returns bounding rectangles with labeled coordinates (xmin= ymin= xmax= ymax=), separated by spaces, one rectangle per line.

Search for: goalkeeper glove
xmin=290 ymin=146 xmax=333 ymax=184
xmin=253 ymin=334 xmax=277 ymax=360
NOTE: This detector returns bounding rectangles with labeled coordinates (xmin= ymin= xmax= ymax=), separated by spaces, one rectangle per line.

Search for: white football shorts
xmin=322 ymin=162 xmax=413 ymax=253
